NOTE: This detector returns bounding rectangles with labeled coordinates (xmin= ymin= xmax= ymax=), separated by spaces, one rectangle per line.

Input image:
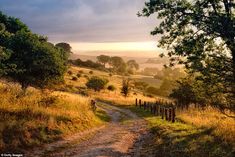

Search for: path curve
xmin=26 ymin=102 xmax=150 ymax=157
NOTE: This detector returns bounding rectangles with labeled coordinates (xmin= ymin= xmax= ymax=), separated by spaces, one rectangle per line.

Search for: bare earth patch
xmin=25 ymin=102 xmax=151 ymax=157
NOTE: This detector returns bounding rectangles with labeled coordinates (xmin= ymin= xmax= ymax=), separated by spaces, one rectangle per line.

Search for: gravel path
xmin=26 ymin=102 xmax=151 ymax=157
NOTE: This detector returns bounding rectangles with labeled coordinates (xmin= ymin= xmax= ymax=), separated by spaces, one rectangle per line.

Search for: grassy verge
xmin=0 ymin=83 xmax=109 ymax=152
xmin=127 ymin=105 xmax=235 ymax=157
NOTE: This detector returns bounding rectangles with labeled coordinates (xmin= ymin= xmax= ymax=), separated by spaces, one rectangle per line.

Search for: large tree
xmin=0 ymin=12 xmax=68 ymax=90
xmin=6 ymin=31 xmax=67 ymax=90
xmin=140 ymin=0 xmax=235 ymax=111
xmin=97 ymin=55 xmax=110 ymax=67
xmin=55 ymin=42 xmax=72 ymax=53
xmin=127 ymin=60 xmax=139 ymax=70
xmin=110 ymin=56 xmax=127 ymax=73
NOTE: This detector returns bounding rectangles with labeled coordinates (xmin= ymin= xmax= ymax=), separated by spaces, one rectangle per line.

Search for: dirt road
xmin=26 ymin=102 xmax=151 ymax=157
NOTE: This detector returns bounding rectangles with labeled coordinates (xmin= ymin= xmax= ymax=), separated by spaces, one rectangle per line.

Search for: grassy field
xmin=0 ymin=82 xmax=109 ymax=152
xmin=99 ymin=91 xmax=235 ymax=156
xmin=127 ymin=106 xmax=235 ymax=157
xmin=1 ymin=65 xmax=234 ymax=155
xmin=65 ymin=65 xmax=235 ymax=156
xmin=64 ymin=66 xmax=162 ymax=92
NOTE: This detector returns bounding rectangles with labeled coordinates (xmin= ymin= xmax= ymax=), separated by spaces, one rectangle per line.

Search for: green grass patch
xmin=127 ymin=105 xmax=235 ymax=157
xmin=95 ymin=109 xmax=111 ymax=122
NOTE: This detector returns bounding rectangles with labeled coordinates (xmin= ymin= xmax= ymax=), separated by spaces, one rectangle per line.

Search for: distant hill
xmin=69 ymin=54 xmax=97 ymax=61
xmin=69 ymin=53 xmax=167 ymax=70
xmin=145 ymin=57 xmax=169 ymax=64
xmin=69 ymin=53 xmax=150 ymax=64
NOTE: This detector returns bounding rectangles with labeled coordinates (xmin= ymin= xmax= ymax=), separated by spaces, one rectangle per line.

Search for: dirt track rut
xmin=26 ymin=102 xmax=150 ymax=157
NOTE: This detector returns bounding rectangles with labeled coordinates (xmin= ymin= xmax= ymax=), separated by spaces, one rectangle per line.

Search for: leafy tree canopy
xmin=55 ymin=42 xmax=72 ymax=53
xmin=86 ymin=76 xmax=109 ymax=92
xmin=139 ymin=0 xmax=234 ymax=81
xmin=0 ymin=12 xmax=68 ymax=90
xmin=97 ymin=55 xmax=110 ymax=66
xmin=0 ymin=11 xmax=29 ymax=33
xmin=127 ymin=60 xmax=139 ymax=70
xmin=140 ymin=0 xmax=235 ymax=111
xmin=121 ymin=78 xmax=131 ymax=97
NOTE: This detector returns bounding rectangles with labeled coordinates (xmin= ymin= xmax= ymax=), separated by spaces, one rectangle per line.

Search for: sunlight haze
xmin=0 ymin=0 xmax=161 ymax=57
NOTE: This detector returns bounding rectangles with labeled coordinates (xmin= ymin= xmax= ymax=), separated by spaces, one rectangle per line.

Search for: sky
xmin=0 ymin=0 xmax=162 ymax=57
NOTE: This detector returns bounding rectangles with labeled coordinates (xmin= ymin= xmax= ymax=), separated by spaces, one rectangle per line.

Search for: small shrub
xmin=78 ymin=70 xmax=84 ymax=74
xmin=89 ymin=71 xmax=94 ymax=74
xmin=107 ymin=85 xmax=116 ymax=91
xmin=127 ymin=69 xmax=134 ymax=75
xmin=72 ymin=76 xmax=78 ymax=81
xmin=109 ymin=73 xmax=112 ymax=77
xmin=84 ymin=75 xmax=89 ymax=79
xmin=76 ymin=73 xmax=81 ymax=78
xmin=146 ymin=94 xmax=154 ymax=98
xmin=86 ymin=76 xmax=109 ymax=92
xmin=121 ymin=78 xmax=131 ymax=97
xmin=146 ymin=86 xmax=159 ymax=94
xmin=67 ymin=70 xmax=73 ymax=75
xmin=134 ymin=81 xmax=149 ymax=90
xmin=39 ymin=95 xmax=59 ymax=107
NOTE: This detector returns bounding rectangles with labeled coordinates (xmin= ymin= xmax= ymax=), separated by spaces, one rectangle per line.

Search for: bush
xmin=76 ymin=73 xmax=81 ymax=78
xmin=39 ymin=95 xmax=60 ymax=107
xmin=146 ymin=94 xmax=154 ymax=98
xmin=78 ymin=70 xmax=84 ymax=74
xmin=72 ymin=76 xmax=78 ymax=81
xmin=121 ymin=78 xmax=131 ymax=97
xmin=107 ymin=85 xmax=116 ymax=91
xmin=146 ymin=86 xmax=159 ymax=95
xmin=109 ymin=73 xmax=112 ymax=77
xmin=68 ymin=70 xmax=73 ymax=75
xmin=84 ymin=75 xmax=89 ymax=79
xmin=73 ymin=59 xmax=106 ymax=71
xmin=134 ymin=81 xmax=149 ymax=90
xmin=89 ymin=71 xmax=94 ymax=74
xmin=86 ymin=76 xmax=108 ymax=92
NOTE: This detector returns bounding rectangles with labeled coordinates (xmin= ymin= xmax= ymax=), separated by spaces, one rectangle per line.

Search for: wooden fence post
xmin=159 ymin=106 xmax=162 ymax=117
xmin=144 ymin=101 xmax=146 ymax=110
xmin=155 ymin=101 xmax=158 ymax=116
xmin=157 ymin=104 xmax=160 ymax=116
xmin=147 ymin=102 xmax=149 ymax=111
xmin=148 ymin=102 xmax=152 ymax=111
xmin=136 ymin=98 xmax=138 ymax=107
xmin=150 ymin=104 xmax=153 ymax=113
xmin=172 ymin=107 xmax=176 ymax=123
xmin=161 ymin=107 xmax=164 ymax=119
xmin=153 ymin=105 xmax=156 ymax=115
xmin=165 ymin=108 xmax=168 ymax=120
xmin=169 ymin=108 xmax=172 ymax=122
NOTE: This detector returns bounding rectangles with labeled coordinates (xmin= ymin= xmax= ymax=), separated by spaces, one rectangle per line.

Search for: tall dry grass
xmin=91 ymin=88 xmax=235 ymax=146
xmin=177 ymin=107 xmax=235 ymax=145
xmin=0 ymin=82 xmax=104 ymax=151
xmin=91 ymin=90 xmax=156 ymax=106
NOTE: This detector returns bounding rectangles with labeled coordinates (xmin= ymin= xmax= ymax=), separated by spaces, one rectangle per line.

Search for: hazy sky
xmin=0 ymin=0 xmax=162 ymax=56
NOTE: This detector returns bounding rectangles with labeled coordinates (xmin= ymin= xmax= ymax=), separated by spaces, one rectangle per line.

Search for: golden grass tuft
xmin=177 ymin=107 xmax=235 ymax=145
xmin=0 ymin=82 xmax=105 ymax=151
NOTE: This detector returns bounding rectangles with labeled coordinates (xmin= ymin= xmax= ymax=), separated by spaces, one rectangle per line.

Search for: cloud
xmin=0 ymin=0 xmax=160 ymax=43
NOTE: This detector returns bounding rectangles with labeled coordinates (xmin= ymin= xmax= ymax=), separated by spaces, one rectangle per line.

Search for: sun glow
xmin=70 ymin=41 xmax=160 ymax=52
